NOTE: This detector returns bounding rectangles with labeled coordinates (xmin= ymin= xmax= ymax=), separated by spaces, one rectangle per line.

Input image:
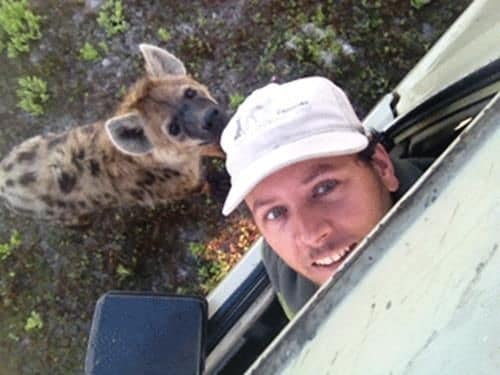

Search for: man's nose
xmin=294 ymin=208 xmax=333 ymax=248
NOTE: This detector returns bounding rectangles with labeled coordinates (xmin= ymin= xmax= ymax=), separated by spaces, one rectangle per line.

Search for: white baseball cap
xmin=221 ymin=76 xmax=369 ymax=216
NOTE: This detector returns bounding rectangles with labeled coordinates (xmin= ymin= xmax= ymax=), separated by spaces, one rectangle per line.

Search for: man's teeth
xmin=314 ymin=246 xmax=351 ymax=266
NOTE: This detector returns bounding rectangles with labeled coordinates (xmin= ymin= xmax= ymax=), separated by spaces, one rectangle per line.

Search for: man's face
xmin=245 ymin=145 xmax=400 ymax=285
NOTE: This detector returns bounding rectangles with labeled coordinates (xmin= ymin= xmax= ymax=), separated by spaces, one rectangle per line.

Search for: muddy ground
xmin=0 ymin=0 xmax=470 ymax=373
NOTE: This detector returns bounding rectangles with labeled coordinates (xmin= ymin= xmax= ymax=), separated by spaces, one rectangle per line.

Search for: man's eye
xmin=313 ymin=179 xmax=337 ymax=197
xmin=265 ymin=206 xmax=287 ymax=221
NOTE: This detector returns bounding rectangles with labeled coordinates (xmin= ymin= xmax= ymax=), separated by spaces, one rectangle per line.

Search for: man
xmin=220 ymin=76 xmax=425 ymax=318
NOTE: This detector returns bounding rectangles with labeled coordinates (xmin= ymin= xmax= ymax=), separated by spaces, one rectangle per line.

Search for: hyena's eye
xmin=184 ymin=88 xmax=197 ymax=99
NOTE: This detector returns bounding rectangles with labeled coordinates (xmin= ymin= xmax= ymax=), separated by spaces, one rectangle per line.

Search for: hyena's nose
xmin=203 ymin=106 xmax=227 ymax=134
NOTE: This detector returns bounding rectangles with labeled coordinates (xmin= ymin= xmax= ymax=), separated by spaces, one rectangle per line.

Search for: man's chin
xmin=308 ymin=260 xmax=344 ymax=286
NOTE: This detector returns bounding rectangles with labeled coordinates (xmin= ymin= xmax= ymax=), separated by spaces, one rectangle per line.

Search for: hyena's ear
xmin=139 ymin=43 xmax=187 ymax=77
xmin=105 ymin=113 xmax=154 ymax=155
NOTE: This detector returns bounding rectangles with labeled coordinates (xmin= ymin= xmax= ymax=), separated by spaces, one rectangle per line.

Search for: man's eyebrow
xmin=302 ymin=163 xmax=337 ymax=184
xmin=251 ymin=198 xmax=276 ymax=213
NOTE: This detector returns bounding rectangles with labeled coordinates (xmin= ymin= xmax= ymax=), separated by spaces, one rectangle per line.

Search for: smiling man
xmin=220 ymin=77 xmax=422 ymax=318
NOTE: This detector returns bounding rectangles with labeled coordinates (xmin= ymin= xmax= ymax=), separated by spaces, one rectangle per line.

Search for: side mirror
xmin=85 ymin=291 xmax=207 ymax=375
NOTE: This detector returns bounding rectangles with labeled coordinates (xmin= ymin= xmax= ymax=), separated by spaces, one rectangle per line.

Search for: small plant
xmin=24 ymin=310 xmax=43 ymax=332
xmin=7 ymin=332 xmax=19 ymax=342
xmin=79 ymin=42 xmax=100 ymax=61
xmin=189 ymin=241 xmax=227 ymax=292
xmin=191 ymin=218 xmax=259 ymax=294
xmin=116 ymin=264 xmax=132 ymax=282
xmin=98 ymin=40 xmax=109 ymax=54
xmin=285 ymin=24 xmax=342 ymax=67
xmin=361 ymin=0 xmax=382 ymax=8
xmin=117 ymin=84 xmax=127 ymax=98
xmin=157 ymin=27 xmax=171 ymax=42
xmin=0 ymin=230 xmax=21 ymax=261
xmin=16 ymin=76 xmax=49 ymax=116
xmin=188 ymin=242 xmax=205 ymax=257
xmin=97 ymin=0 xmax=128 ymax=37
xmin=411 ymin=0 xmax=432 ymax=9
xmin=180 ymin=35 xmax=212 ymax=59
xmin=210 ymin=158 xmax=225 ymax=173
xmin=0 ymin=0 xmax=42 ymax=58
xmin=198 ymin=259 xmax=229 ymax=292
xmin=229 ymin=92 xmax=245 ymax=111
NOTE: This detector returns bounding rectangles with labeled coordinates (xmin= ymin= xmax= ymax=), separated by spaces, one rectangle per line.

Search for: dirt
xmin=0 ymin=0 xmax=471 ymax=373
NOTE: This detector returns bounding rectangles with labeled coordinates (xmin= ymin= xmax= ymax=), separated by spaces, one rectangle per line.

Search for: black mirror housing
xmin=85 ymin=291 xmax=207 ymax=375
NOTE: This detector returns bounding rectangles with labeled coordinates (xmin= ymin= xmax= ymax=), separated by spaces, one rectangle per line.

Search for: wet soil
xmin=0 ymin=0 xmax=470 ymax=373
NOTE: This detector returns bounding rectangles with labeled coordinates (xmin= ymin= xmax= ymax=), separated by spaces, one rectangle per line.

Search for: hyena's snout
xmin=202 ymin=104 xmax=227 ymax=140
xmin=177 ymin=98 xmax=228 ymax=144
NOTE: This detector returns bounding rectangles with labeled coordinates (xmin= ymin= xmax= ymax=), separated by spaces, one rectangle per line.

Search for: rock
xmin=176 ymin=23 xmax=195 ymax=36
xmin=285 ymin=35 xmax=300 ymax=52
xmin=101 ymin=58 xmax=111 ymax=68
xmin=301 ymin=23 xmax=326 ymax=39
xmin=422 ymin=22 xmax=436 ymax=41
xmin=340 ymin=40 xmax=356 ymax=56
xmin=319 ymin=51 xmax=336 ymax=68
xmin=85 ymin=0 xmax=104 ymax=13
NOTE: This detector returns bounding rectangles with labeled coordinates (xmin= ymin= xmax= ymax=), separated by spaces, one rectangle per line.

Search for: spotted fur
xmin=0 ymin=45 xmax=226 ymax=225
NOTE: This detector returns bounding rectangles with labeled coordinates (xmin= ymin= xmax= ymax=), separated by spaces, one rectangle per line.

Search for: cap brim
xmin=222 ymin=131 xmax=368 ymax=215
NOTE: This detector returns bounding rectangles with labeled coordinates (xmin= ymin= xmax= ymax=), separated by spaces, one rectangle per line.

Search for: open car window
xmin=205 ymin=3 xmax=500 ymax=370
xmin=200 ymin=0 xmax=500 ymax=374
xmin=205 ymin=63 xmax=500 ymax=375
xmin=206 ymin=78 xmax=500 ymax=374
xmin=247 ymin=87 xmax=500 ymax=374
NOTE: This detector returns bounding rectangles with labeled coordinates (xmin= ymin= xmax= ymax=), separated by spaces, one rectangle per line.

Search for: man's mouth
xmin=312 ymin=242 xmax=357 ymax=268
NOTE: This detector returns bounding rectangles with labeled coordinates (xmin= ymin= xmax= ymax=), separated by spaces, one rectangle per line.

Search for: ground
xmin=0 ymin=0 xmax=470 ymax=373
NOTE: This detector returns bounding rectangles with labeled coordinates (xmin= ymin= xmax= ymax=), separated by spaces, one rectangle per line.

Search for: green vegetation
xmin=361 ymin=0 xmax=382 ymax=7
xmin=157 ymin=27 xmax=171 ymax=42
xmin=116 ymin=264 xmax=132 ymax=281
xmin=198 ymin=257 xmax=229 ymax=293
xmin=0 ymin=230 xmax=21 ymax=261
xmin=188 ymin=241 xmax=205 ymax=257
xmin=16 ymin=76 xmax=49 ymax=115
xmin=24 ymin=310 xmax=43 ymax=332
xmin=411 ymin=0 xmax=432 ymax=9
xmin=79 ymin=42 xmax=100 ymax=61
xmin=189 ymin=241 xmax=230 ymax=293
xmin=117 ymin=84 xmax=127 ymax=98
xmin=210 ymin=158 xmax=225 ymax=173
xmin=98 ymin=40 xmax=109 ymax=54
xmin=97 ymin=0 xmax=128 ymax=37
xmin=285 ymin=24 xmax=341 ymax=66
xmin=251 ymin=4 xmax=345 ymax=77
xmin=281 ymin=6 xmax=342 ymax=68
xmin=7 ymin=331 xmax=19 ymax=342
xmin=180 ymin=35 xmax=212 ymax=59
xmin=0 ymin=0 xmax=42 ymax=58
xmin=188 ymin=218 xmax=259 ymax=294
xmin=229 ymin=92 xmax=245 ymax=111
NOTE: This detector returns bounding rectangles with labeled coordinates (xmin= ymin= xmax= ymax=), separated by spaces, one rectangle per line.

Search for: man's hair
xmin=358 ymin=130 xmax=382 ymax=162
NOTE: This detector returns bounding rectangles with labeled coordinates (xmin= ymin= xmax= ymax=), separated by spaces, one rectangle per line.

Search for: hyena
xmin=0 ymin=44 xmax=227 ymax=225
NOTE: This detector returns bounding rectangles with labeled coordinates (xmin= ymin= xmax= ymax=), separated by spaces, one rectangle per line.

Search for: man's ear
xmin=105 ymin=113 xmax=154 ymax=156
xmin=370 ymin=144 xmax=400 ymax=193
xmin=139 ymin=44 xmax=187 ymax=78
